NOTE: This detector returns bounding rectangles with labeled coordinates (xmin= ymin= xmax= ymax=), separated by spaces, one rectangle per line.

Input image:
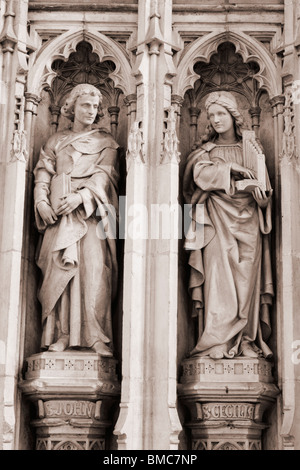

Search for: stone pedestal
xmin=178 ymin=357 xmax=279 ymax=451
xmin=19 ymin=351 xmax=120 ymax=450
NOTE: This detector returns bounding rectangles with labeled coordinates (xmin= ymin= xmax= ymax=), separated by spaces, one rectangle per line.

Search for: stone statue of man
xmin=34 ymin=83 xmax=119 ymax=357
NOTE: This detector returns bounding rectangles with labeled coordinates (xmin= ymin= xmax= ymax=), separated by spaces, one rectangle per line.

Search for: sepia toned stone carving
xmin=11 ymin=95 xmax=28 ymax=162
xmin=19 ymin=350 xmax=120 ymax=450
xmin=183 ymin=91 xmax=273 ymax=360
xmin=193 ymin=440 xmax=261 ymax=451
xmin=126 ymin=120 xmax=146 ymax=169
xmin=173 ymin=32 xmax=280 ymax=100
xmin=200 ymin=403 xmax=255 ymax=421
xmin=178 ymin=355 xmax=279 ymax=451
xmin=33 ymin=83 xmax=120 ymax=356
xmin=281 ymin=86 xmax=297 ymax=162
xmin=181 ymin=357 xmax=273 ymax=383
xmin=160 ymin=106 xmax=181 ymax=164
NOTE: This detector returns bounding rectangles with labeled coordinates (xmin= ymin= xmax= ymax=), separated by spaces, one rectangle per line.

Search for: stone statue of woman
xmin=183 ymin=91 xmax=274 ymax=360
xmin=34 ymin=83 xmax=119 ymax=356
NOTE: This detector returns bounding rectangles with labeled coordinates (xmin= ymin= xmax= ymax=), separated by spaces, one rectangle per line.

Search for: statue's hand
xmin=37 ymin=201 xmax=58 ymax=225
xmin=231 ymin=162 xmax=255 ymax=180
xmin=56 ymin=193 xmax=83 ymax=216
xmin=252 ymin=187 xmax=273 ymax=208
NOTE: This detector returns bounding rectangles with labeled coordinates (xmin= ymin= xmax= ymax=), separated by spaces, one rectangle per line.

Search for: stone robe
xmin=183 ymin=141 xmax=273 ymax=358
xmin=34 ymin=128 xmax=119 ymax=350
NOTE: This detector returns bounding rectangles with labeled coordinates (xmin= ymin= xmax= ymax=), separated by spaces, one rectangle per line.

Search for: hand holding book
xmin=252 ymin=187 xmax=273 ymax=209
xmin=37 ymin=201 xmax=58 ymax=226
xmin=231 ymin=162 xmax=256 ymax=180
xmin=49 ymin=173 xmax=71 ymax=214
xmin=231 ymin=162 xmax=267 ymax=193
xmin=55 ymin=193 xmax=83 ymax=216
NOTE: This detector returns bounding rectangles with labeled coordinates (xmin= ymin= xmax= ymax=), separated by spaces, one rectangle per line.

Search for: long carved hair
xmin=198 ymin=91 xmax=248 ymax=146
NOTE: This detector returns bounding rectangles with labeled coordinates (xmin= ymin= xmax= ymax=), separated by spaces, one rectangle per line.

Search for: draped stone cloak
xmin=33 ymin=128 xmax=119 ymax=350
xmin=183 ymin=142 xmax=274 ymax=358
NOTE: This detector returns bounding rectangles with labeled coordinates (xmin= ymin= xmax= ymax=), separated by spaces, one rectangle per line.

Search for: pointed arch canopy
xmin=173 ymin=30 xmax=281 ymax=100
xmin=27 ymin=28 xmax=135 ymax=96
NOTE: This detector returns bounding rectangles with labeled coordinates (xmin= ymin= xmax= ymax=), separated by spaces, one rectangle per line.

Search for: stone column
xmin=18 ymin=92 xmax=41 ymax=370
xmin=188 ymin=106 xmax=200 ymax=150
xmin=0 ymin=0 xmax=17 ymax=148
xmin=171 ymin=94 xmax=184 ymax=134
xmin=249 ymin=106 xmax=261 ymax=136
xmin=0 ymin=0 xmax=29 ymax=450
xmin=277 ymin=82 xmax=300 ymax=450
xmin=49 ymin=103 xmax=61 ymax=134
xmin=114 ymin=0 xmax=182 ymax=450
xmin=108 ymin=106 xmax=120 ymax=140
xmin=124 ymin=93 xmax=137 ymax=129
xmin=273 ymin=1 xmax=300 ymax=449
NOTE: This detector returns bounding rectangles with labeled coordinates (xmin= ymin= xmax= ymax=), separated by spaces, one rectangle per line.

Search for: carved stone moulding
xmin=34 ymin=412 xmax=107 ymax=451
xmin=180 ymin=356 xmax=274 ymax=385
xmin=178 ymin=357 xmax=279 ymax=451
xmin=19 ymin=351 xmax=121 ymax=450
xmin=190 ymin=422 xmax=263 ymax=451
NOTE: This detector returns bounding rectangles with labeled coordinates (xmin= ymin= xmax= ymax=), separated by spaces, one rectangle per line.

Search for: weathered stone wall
xmin=0 ymin=0 xmax=299 ymax=451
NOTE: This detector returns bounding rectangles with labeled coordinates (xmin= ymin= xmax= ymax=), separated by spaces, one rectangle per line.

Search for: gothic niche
xmin=183 ymin=42 xmax=262 ymax=152
xmin=19 ymin=39 xmax=128 ymax=450
xmin=46 ymin=41 xmax=123 ymax=138
xmin=33 ymin=40 xmax=127 ymax=361
xmin=177 ymin=40 xmax=278 ymax=451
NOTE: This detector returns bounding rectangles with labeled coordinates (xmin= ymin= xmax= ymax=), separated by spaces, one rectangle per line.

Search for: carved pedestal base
xmin=178 ymin=357 xmax=279 ymax=451
xmin=19 ymin=351 xmax=120 ymax=450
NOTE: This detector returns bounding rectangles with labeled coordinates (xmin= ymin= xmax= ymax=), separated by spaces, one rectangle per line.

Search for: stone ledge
xmin=178 ymin=357 xmax=280 ymax=450
xmin=180 ymin=356 xmax=274 ymax=384
xmin=19 ymin=351 xmax=121 ymax=400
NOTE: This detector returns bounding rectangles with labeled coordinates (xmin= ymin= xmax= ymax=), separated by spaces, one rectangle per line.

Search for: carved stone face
xmin=73 ymin=94 xmax=100 ymax=129
xmin=207 ymin=103 xmax=234 ymax=136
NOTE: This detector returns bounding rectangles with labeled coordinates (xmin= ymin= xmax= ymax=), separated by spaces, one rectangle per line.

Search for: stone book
xmin=235 ymin=178 xmax=266 ymax=193
xmin=49 ymin=172 xmax=71 ymax=214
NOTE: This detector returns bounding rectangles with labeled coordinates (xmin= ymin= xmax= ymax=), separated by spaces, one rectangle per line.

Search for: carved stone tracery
xmin=42 ymin=40 xmax=124 ymax=133
xmin=11 ymin=95 xmax=28 ymax=162
xmin=177 ymin=30 xmax=280 ymax=451
xmin=281 ymin=86 xmax=297 ymax=163
xmin=126 ymin=120 xmax=146 ymax=169
xmin=179 ymin=40 xmax=277 ymax=150
xmin=28 ymin=30 xmax=134 ymax=97
xmin=160 ymin=107 xmax=181 ymax=164
xmin=173 ymin=31 xmax=281 ymax=100
xmin=19 ymin=351 xmax=120 ymax=451
xmin=189 ymin=42 xmax=261 ymax=107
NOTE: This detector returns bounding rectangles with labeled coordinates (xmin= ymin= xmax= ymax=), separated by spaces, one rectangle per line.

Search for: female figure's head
xmin=61 ymin=83 xmax=103 ymax=126
xmin=201 ymin=91 xmax=246 ymax=143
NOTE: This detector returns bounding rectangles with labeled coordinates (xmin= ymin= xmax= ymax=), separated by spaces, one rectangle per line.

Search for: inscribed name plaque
xmin=19 ymin=351 xmax=120 ymax=450
xmin=201 ymin=403 xmax=255 ymax=421
xmin=178 ymin=356 xmax=279 ymax=451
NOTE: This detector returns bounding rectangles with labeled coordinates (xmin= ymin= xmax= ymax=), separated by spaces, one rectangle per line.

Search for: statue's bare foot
xmin=92 ymin=341 xmax=113 ymax=357
xmin=48 ymin=335 xmax=69 ymax=352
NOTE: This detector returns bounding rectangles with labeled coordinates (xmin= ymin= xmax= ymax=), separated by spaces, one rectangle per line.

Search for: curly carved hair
xmin=60 ymin=83 xmax=103 ymax=123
